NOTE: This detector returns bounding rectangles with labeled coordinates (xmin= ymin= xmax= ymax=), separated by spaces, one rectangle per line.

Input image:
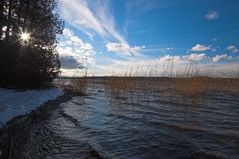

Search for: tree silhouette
xmin=0 ymin=0 xmax=64 ymax=87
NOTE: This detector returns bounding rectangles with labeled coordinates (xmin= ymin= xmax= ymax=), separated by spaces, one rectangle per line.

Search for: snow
xmin=0 ymin=88 xmax=64 ymax=127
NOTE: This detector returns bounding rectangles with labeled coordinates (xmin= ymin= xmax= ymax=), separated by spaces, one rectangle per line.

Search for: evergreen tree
xmin=0 ymin=0 xmax=64 ymax=87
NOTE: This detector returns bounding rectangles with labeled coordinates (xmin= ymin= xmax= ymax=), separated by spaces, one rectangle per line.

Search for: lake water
xmin=38 ymin=81 xmax=239 ymax=159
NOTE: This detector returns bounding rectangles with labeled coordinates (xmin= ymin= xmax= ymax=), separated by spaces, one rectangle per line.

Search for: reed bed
xmin=58 ymin=63 xmax=239 ymax=105
xmin=69 ymin=77 xmax=89 ymax=94
xmin=174 ymin=77 xmax=239 ymax=96
xmin=104 ymin=64 xmax=239 ymax=105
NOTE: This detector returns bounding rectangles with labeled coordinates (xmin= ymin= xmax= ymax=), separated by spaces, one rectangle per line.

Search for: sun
xmin=20 ymin=32 xmax=30 ymax=42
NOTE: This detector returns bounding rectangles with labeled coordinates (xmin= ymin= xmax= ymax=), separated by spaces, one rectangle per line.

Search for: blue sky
xmin=57 ymin=0 xmax=239 ymax=76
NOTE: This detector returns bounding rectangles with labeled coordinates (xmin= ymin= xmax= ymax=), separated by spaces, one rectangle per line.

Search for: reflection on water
xmin=39 ymin=82 xmax=239 ymax=159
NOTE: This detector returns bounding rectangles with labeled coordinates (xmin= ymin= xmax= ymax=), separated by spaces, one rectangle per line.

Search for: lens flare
xmin=20 ymin=32 xmax=30 ymax=42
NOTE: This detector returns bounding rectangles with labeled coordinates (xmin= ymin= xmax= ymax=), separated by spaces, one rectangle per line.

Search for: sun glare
xmin=20 ymin=32 xmax=30 ymax=42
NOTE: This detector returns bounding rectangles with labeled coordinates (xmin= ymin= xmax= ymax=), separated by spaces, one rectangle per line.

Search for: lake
xmin=33 ymin=79 xmax=239 ymax=159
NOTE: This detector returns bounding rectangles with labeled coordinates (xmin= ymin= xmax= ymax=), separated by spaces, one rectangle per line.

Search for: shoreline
xmin=0 ymin=90 xmax=103 ymax=159
xmin=0 ymin=91 xmax=71 ymax=159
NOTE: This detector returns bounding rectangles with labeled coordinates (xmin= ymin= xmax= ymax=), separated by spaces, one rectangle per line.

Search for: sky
xmin=57 ymin=0 xmax=239 ymax=76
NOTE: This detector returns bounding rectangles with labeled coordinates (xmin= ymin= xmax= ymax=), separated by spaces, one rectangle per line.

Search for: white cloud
xmin=159 ymin=55 xmax=183 ymax=63
xmin=212 ymin=54 xmax=232 ymax=62
xmin=188 ymin=53 xmax=207 ymax=61
xmin=158 ymin=53 xmax=207 ymax=63
xmin=191 ymin=44 xmax=212 ymax=52
xmin=57 ymin=28 xmax=96 ymax=69
xmin=63 ymin=51 xmax=238 ymax=76
xmin=105 ymin=54 xmax=208 ymax=71
xmin=226 ymin=45 xmax=239 ymax=53
xmin=106 ymin=42 xmax=145 ymax=56
xmin=59 ymin=0 xmax=126 ymax=43
xmin=205 ymin=11 xmax=218 ymax=20
xmin=59 ymin=0 xmax=143 ymax=57
xmin=59 ymin=0 xmax=105 ymax=37
xmin=92 ymin=54 xmax=238 ymax=77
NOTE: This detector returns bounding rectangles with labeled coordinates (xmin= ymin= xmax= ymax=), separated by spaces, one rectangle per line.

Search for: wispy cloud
xmin=59 ymin=0 xmax=124 ymax=42
xmin=226 ymin=45 xmax=239 ymax=53
xmin=59 ymin=0 xmax=145 ymax=56
xmin=123 ymin=0 xmax=163 ymax=34
xmin=125 ymin=0 xmax=180 ymax=19
xmin=191 ymin=44 xmax=212 ymax=52
xmin=205 ymin=11 xmax=219 ymax=20
xmin=141 ymin=46 xmax=174 ymax=53
xmin=59 ymin=0 xmax=105 ymax=37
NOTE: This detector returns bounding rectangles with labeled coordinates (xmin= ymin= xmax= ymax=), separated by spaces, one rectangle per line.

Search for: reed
xmin=57 ymin=69 xmax=90 ymax=94
xmin=104 ymin=63 xmax=239 ymax=105
xmin=173 ymin=63 xmax=239 ymax=98
xmin=57 ymin=63 xmax=238 ymax=105
xmin=69 ymin=77 xmax=89 ymax=94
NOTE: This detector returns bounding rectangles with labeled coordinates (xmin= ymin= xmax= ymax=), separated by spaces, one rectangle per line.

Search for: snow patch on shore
xmin=0 ymin=88 xmax=64 ymax=127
